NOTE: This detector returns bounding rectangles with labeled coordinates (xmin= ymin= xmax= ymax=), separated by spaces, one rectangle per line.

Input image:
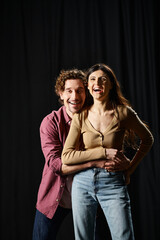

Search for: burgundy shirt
xmin=36 ymin=106 xmax=72 ymax=219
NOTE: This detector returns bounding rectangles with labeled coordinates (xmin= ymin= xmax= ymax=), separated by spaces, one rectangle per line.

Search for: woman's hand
xmin=105 ymin=149 xmax=131 ymax=172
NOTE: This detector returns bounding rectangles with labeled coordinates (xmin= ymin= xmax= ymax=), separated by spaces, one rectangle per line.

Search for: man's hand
xmin=105 ymin=149 xmax=131 ymax=172
xmin=91 ymin=160 xmax=107 ymax=169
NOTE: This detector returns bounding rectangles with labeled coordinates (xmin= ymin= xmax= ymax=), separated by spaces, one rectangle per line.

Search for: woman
xmin=62 ymin=63 xmax=154 ymax=240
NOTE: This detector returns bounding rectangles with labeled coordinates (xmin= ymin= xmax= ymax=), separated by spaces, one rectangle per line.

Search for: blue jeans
xmin=32 ymin=206 xmax=71 ymax=240
xmin=32 ymin=205 xmax=107 ymax=240
xmin=72 ymin=168 xmax=135 ymax=240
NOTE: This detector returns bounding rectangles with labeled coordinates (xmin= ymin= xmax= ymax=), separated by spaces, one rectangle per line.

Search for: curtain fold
xmin=1 ymin=0 xmax=159 ymax=239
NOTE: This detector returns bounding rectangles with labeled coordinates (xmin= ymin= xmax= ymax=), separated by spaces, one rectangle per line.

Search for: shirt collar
xmin=62 ymin=106 xmax=72 ymax=124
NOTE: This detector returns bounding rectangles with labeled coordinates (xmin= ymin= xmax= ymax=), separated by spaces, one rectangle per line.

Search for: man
xmin=32 ymin=69 xmax=130 ymax=240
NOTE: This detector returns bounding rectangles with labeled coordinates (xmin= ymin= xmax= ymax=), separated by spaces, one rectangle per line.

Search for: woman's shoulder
xmin=117 ymin=105 xmax=137 ymax=119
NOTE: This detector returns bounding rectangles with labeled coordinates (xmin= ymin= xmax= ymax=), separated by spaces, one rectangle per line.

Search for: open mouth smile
xmin=93 ymin=88 xmax=103 ymax=93
xmin=69 ymin=101 xmax=81 ymax=105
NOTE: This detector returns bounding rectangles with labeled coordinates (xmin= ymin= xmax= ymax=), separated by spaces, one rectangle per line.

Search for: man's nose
xmin=71 ymin=91 xmax=78 ymax=99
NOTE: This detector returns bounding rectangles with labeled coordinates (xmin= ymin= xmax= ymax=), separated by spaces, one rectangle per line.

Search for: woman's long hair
xmin=86 ymin=63 xmax=139 ymax=150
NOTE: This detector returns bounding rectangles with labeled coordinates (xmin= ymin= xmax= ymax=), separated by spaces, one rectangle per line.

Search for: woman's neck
xmin=90 ymin=99 xmax=113 ymax=115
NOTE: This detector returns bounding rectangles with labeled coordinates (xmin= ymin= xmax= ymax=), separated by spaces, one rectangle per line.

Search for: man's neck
xmin=65 ymin=108 xmax=73 ymax=119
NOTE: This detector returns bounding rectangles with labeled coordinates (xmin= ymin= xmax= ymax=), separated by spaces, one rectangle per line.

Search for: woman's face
xmin=88 ymin=70 xmax=112 ymax=101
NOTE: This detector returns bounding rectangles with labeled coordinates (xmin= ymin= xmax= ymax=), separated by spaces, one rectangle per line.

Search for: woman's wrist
xmin=105 ymin=149 xmax=108 ymax=159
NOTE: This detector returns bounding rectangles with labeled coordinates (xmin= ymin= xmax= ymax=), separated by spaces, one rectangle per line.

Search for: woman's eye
xmin=102 ymin=77 xmax=107 ymax=82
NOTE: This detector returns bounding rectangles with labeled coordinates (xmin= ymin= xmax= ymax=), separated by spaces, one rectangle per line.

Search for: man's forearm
xmin=61 ymin=159 xmax=108 ymax=175
xmin=61 ymin=162 xmax=93 ymax=175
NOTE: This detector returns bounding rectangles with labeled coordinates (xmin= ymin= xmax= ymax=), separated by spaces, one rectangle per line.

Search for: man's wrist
xmin=87 ymin=161 xmax=94 ymax=168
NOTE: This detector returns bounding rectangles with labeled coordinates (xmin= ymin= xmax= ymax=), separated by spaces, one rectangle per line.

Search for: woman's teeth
xmin=94 ymin=88 xmax=101 ymax=92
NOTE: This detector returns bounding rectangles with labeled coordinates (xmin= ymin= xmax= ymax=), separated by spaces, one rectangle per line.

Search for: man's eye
xmin=77 ymin=89 xmax=84 ymax=94
xmin=66 ymin=90 xmax=72 ymax=93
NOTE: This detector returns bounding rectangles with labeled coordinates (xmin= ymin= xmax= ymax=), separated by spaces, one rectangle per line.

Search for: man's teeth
xmin=70 ymin=102 xmax=79 ymax=105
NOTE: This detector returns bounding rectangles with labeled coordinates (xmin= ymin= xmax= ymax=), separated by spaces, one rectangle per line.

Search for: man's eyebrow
xmin=65 ymin=87 xmax=84 ymax=90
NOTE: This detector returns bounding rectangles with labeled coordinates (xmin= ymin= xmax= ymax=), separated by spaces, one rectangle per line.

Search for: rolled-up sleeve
xmin=40 ymin=116 xmax=62 ymax=173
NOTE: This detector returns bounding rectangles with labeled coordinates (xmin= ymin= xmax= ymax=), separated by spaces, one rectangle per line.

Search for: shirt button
xmin=100 ymin=134 xmax=104 ymax=140
xmin=56 ymin=199 xmax=59 ymax=202
xmin=61 ymin=185 xmax=64 ymax=188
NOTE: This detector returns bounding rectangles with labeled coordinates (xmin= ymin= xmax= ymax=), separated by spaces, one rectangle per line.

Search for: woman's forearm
xmin=62 ymin=147 xmax=106 ymax=164
xmin=127 ymin=137 xmax=154 ymax=175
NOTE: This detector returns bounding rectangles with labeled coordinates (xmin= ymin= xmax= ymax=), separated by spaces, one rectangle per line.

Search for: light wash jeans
xmin=72 ymin=168 xmax=135 ymax=240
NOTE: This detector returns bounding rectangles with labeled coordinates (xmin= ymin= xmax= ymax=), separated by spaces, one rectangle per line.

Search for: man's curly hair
xmin=55 ymin=69 xmax=87 ymax=97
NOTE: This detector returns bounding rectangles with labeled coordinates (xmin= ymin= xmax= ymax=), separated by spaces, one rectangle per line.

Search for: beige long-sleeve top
xmin=62 ymin=105 xmax=154 ymax=165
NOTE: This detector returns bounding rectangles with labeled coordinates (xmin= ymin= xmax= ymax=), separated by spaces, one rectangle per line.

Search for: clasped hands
xmin=92 ymin=148 xmax=131 ymax=185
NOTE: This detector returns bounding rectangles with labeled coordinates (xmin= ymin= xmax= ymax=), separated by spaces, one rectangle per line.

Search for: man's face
xmin=60 ymin=79 xmax=86 ymax=118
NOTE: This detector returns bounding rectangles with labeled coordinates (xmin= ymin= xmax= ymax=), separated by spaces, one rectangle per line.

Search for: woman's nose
xmin=95 ymin=78 xmax=102 ymax=85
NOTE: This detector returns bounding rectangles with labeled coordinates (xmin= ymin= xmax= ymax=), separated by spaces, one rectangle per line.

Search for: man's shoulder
xmin=40 ymin=106 xmax=66 ymax=129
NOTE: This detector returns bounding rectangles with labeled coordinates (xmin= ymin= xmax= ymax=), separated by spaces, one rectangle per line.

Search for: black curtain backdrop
xmin=1 ymin=0 xmax=160 ymax=239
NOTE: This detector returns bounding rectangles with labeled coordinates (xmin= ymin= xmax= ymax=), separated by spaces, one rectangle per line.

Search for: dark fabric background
xmin=1 ymin=0 xmax=159 ymax=239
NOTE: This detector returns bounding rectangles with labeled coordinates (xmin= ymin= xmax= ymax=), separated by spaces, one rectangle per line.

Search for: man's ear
xmin=59 ymin=92 xmax=64 ymax=100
